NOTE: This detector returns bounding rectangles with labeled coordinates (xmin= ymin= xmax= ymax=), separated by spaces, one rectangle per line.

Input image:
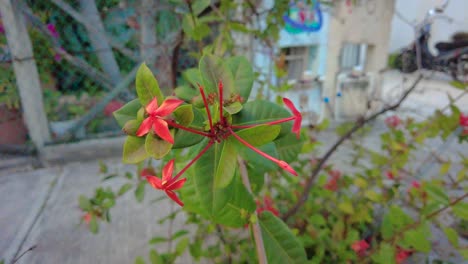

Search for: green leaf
xmin=175 ymin=237 xmax=190 ymax=256
xmin=449 ymin=80 xmax=467 ymax=90
xmin=113 ymin=99 xmax=141 ymax=127
xmin=386 ymin=206 xmax=414 ymax=230
xmin=274 ymin=132 xmax=304 ymax=163
xmin=199 ymin=54 xmax=235 ymax=98
xmin=259 ymin=212 xmax=308 ymax=264
xmin=439 ymin=162 xmax=451 ymax=175
xmin=242 ymin=143 xmax=277 ymax=193
xmin=453 ymin=203 xmax=468 ymax=220
xmin=123 ymin=136 xmax=149 ymax=164
xmin=136 ymin=63 xmax=164 ymax=106
xmin=402 ymin=222 xmax=431 ymax=252
xmin=79 ymin=195 xmax=92 ymax=211
xmin=172 ymin=230 xmax=189 ymax=240
xmin=173 ymin=105 xmax=194 ymax=126
xmin=149 ymin=237 xmax=167 ymax=244
xmin=182 ymin=68 xmax=203 ymax=88
xmin=235 ymin=125 xmax=280 ymax=147
xmin=224 ymin=101 xmax=243 ymax=114
xmin=191 ymin=0 xmax=210 ymax=15
xmin=173 ymin=107 xmax=204 ymax=149
xmin=338 ymin=201 xmax=355 ymax=214
xmin=118 ymin=183 xmax=133 ymax=196
xmin=134 ymin=256 xmax=145 ymax=264
xmin=424 ymin=183 xmax=449 ymax=206
xmin=145 ymin=132 xmax=173 ymax=159
xmin=233 ymin=100 xmax=292 ymax=137
xmin=460 ymin=248 xmax=468 ymax=260
xmin=174 ymin=85 xmax=198 ymax=101
xmin=371 ymin=243 xmax=395 ymax=264
xmin=182 ymin=15 xmax=211 ymax=41
xmin=213 ymin=138 xmax=238 ymax=188
xmin=98 ymin=161 xmax=108 ymax=173
xmin=443 ymin=227 xmax=459 ymax=247
xmin=149 ymin=249 xmax=163 ymax=264
xmin=135 ymin=181 xmax=145 ymax=203
xmin=89 ymin=215 xmax=99 ymax=234
xmin=180 ymin=142 xmax=256 ymax=227
xmin=226 ymin=56 xmax=254 ymax=100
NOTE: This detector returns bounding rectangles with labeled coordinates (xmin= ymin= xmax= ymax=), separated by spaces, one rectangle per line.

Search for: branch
xmin=282 ymin=75 xmax=424 ymax=221
xmin=238 ymin=157 xmax=267 ymax=264
xmin=50 ymin=0 xmax=139 ymax=62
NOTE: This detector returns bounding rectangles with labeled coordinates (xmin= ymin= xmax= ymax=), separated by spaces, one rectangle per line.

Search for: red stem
xmin=198 ymin=84 xmax=214 ymax=132
xmin=166 ymin=120 xmax=212 ymax=137
xmin=218 ymin=81 xmax=224 ymax=125
xmin=173 ymin=140 xmax=215 ymax=181
xmin=228 ymin=128 xmax=279 ymax=164
xmin=231 ymin=116 xmax=296 ymax=129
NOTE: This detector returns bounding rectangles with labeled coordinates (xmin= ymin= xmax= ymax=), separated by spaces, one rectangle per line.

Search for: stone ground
xmin=1 ymin=71 xmax=467 ymax=264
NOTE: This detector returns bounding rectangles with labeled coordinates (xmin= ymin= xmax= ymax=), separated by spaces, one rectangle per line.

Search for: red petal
xmin=292 ymin=117 xmax=302 ymax=139
xmin=140 ymin=167 xmax=156 ymax=177
xmin=152 ymin=118 xmax=174 ymax=144
xmin=165 ymin=190 xmax=184 ymax=206
xmin=154 ymin=98 xmax=184 ymax=117
xmin=277 ymin=160 xmax=298 ymax=176
xmin=136 ymin=117 xmax=153 ymax=137
xmin=162 ymin=160 xmax=175 ymax=184
xmin=283 ymin=98 xmax=301 ymax=116
xmin=166 ymin=178 xmax=186 ymax=191
xmin=145 ymin=97 xmax=159 ymax=114
xmin=146 ymin=176 xmax=163 ymax=189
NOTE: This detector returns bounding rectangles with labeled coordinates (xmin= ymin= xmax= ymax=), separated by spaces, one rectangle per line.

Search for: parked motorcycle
xmin=395 ymin=0 xmax=468 ymax=83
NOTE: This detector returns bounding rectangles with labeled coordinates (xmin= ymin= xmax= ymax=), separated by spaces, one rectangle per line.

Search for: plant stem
xmin=238 ymin=157 xmax=268 ymax=264
xmin=165 ymin=120 xmax=212 ymax=137
xmin=198 ymin=84 xmax=214 ymax=132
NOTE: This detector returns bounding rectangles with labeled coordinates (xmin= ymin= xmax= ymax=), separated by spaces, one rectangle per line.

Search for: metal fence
xmin=0 ymin=0 xmax=197 ymax=154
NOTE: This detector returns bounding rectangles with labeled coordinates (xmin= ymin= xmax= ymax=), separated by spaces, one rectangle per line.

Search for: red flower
xmin=47 ymin=23 xmax=59 ymax=38
xmin=385 ymin=115 xmax=401 ymax=128
xmin=386 ymin=171 xmax=395 ymax=180
xmin=283 ymin=98 xmax=302 ymax=139
xmin=145 ymin=160 xmax=186 ymax=206
xmin=256 ymin=195 xmax=279 ymax=216
xmin=324 ymin=170 xmax=341 ymax=191
xmin=83 ymin=213 xmax=92 ymax=225
xmin=136 ymin=97 xmax=184 ymax=144
xmin=104 ymin=100 xmax=124 ymax=117
xmin=351 ymin=240 xmax=369 ymax=256
xmin=410 ymin=180 xmax=421 ymax=189
xmin=395 ymin=247 xmax=413 ymax=264
xmin=460 ymin=113 xmax=468 ymax=127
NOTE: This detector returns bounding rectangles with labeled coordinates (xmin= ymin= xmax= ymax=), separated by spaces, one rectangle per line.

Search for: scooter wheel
xmin=451 ymin=55 xmax=468 ymax=84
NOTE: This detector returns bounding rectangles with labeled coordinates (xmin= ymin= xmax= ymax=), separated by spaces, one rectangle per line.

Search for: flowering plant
xmin=79 ymin=56 xmax=468 ymax=263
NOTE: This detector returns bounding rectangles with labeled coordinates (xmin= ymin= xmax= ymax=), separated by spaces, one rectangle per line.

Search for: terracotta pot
xmin=0 ymin=105 xmax=28 ymax=145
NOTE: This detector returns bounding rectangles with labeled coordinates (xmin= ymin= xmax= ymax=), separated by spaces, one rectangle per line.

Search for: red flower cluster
xmin=385 ymin=115 xmax=402 ymax=128
xmin=324 ymin=170 xmax=341 ymax=191
xmin=460 ymin=113 xmax=468 ymax=136
xmin=395 ymin=247 xmax=413 ymax=264
xmin=136 ymin=80 xmax=302 ymax=206
xmin=145 ymin=160 xmax=186 ymax=206
xmin=82 ymin=212 xmax=92 ymax=225
xmin=351 ymin=239 xmax=369 ymax=256
xmin=256 ymin=195 xmax=279 ymax=216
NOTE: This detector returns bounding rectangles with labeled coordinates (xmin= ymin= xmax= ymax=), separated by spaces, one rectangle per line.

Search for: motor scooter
xmin=395 ymin=0 xmax=468 ymax=83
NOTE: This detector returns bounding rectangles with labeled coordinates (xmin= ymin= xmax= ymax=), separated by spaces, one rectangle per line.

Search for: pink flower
xmin=136 ymin=97 xmax=184 ymax=144
xmin=283 ymin=98 xmax=302 ymax=139
xmin=324 ymin=170 xmax=341 ymax=191
xmin=104 ymin=100 xmax=124 ymax=117
xmin=385 ymin=115 xmax=401 ymax=128
xmin=47 ymin=23 xmax=59 ymax=38
xmin=145 ymin=160 xmax=186 ymax=206
xmin=395 ymin=247 xmax=413 ymax=264
xmin=411 ymin=180 xmax=421 ymax=189
xmin=83 ymin=213 xmax=92 ymax=225
xmin=460 ymin=113 xmax=468 ymax=127
xmin=386 ymin=171 xmax=395 ymax=180
xmin=351 ymin=240 xmax=369 ymax=256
